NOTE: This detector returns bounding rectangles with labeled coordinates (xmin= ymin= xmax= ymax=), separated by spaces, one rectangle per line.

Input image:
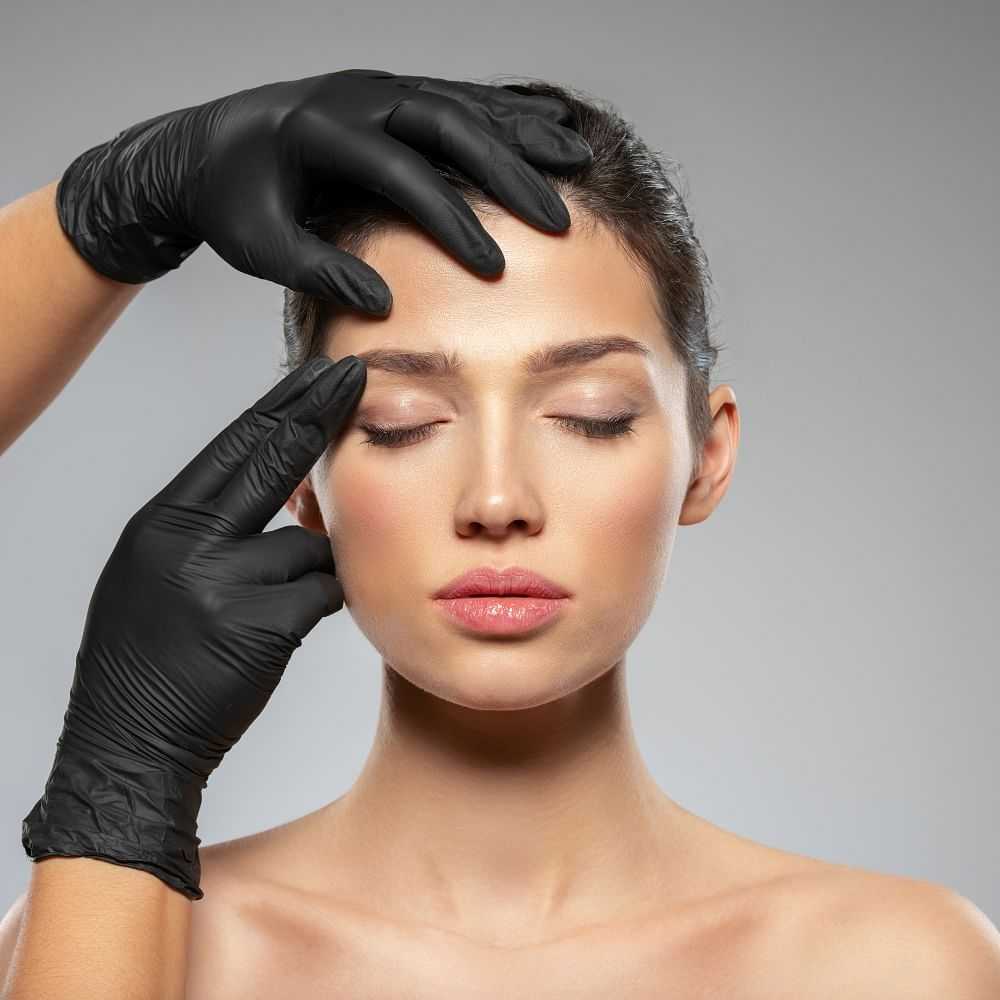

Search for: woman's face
xmin=295 ymin=206 xmax=697 ymax=710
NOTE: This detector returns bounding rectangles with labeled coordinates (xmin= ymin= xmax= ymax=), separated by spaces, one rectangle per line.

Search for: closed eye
xmin=358 ymin=412 xmax=638 ymax=449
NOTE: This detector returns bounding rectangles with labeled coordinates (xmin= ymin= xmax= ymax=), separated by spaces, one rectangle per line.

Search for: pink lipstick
xmin=433 ymin=566 xmax=570 ymax=636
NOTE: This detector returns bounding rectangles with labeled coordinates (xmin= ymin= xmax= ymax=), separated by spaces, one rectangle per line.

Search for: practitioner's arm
xmin=0 ymin=182 xmax=142 ymax=457
xmin=1 ymin=859 xmax=189 ymax=1000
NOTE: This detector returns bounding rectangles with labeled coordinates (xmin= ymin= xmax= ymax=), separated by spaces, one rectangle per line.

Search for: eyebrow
xmin=349 ymin=334 xmax=652 ymax=380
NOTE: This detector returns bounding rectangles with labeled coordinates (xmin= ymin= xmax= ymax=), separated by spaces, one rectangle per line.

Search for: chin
xmin=387 ymin=644 xmax=617 ymax=712
xmin=402 ymin=674 xmax=592 ymax=712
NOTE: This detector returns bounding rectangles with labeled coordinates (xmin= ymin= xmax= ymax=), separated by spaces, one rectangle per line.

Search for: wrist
xmin=56 ymin=118 xmax=203 ymax=284
xmin=21 ymin=737 xmax=206 ymax=900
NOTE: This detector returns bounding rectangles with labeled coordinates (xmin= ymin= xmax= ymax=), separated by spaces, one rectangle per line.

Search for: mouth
xmin=433 ymin=594 xmax=568 ymax=636
xmin=433 ymin=565 xmax=571 ymax=600
xmin=432 ymin=566 xmax=570 ymax=637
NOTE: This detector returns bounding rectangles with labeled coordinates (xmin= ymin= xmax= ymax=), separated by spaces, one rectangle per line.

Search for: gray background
xmin=2 ymin=0 xmax=997 ymax=924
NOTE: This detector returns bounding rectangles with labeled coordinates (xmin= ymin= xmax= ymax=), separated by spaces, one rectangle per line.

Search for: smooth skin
xmin=0 ymin=858 xmax=189 ymax=1000
xmin=0 ymin=181 xmax=144 ymax=457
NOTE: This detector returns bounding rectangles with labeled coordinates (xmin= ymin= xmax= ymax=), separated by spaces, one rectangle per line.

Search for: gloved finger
xmin=473 ymin=113 xmax=592 ymax=176
xmin=378 ymin=72 xmax=576 ymax=128
xmin=475 ymin=108 xmax=593 ymax=175
xmin=263 ymin=220 xmax=393 ymax=314
xmin=230 ymin=524 xmax=336 ymax=585
xmin=390 ymin=78 xmax=592 ymax=171
xmin=235 ymin=572 xmax=345 ymax=646
xmin=210 ymin=186 xmax=391 ymax=314
xmin=373 ymin=74 xmax=591 ymax=170
xmin=302 ymin=123 xmax=506 ymax=275
xmin=154 ymin=357 xmax=338 ymax=507
xmin=384 ymin=91 xmax=573 ymax=231
xmin=213 ymin=358 xmax=365 ymax=536
xmin=496 ymin=84 xmax=576 ymax=125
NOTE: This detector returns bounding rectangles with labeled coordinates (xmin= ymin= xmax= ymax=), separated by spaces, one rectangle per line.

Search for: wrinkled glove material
xmin=22 ymin=729 xmax=205 ymax=899
xmin=56 ymin=110 xmax=204 ymax=284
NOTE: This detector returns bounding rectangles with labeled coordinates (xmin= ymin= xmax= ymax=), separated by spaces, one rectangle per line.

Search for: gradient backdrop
xmin=2 ymin=1 xmax=997 ymax=922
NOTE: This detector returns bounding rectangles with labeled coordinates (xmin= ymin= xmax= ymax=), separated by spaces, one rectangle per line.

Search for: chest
xmin=268 ymin=931 xmax=669 ymax=998
xmin=186 ymin=897 xmax=785 ymax=999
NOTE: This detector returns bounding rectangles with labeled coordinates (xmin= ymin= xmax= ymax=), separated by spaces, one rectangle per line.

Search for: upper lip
xmin=434 ymin=566 xmax=571 ymax=600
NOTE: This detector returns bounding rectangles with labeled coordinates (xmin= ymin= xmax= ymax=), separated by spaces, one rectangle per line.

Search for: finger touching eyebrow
xmin=350 ymin=335 xmax=653 ymax=380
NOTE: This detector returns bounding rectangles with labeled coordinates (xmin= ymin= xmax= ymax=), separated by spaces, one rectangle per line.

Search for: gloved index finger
xmin=155 ymin=357 xmax=337 ymax=507
xmin=212 ymin=357 xmax=366 ymax=536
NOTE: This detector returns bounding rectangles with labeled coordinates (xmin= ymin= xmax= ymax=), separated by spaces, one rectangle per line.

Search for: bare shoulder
xmin=690 ymin=824 xmax=1000 ymax=1000
xmin=185 ymin=828 xmax=302 ymax=1000
xmin=781 ymin=867 xmax=1000 ymax=999
xmin=0 ymin=889 xmax=28 ymax=984
xmin=186 ymin=804 xmax=367 ymax=997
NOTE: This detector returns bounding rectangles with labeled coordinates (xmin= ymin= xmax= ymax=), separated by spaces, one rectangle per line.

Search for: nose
xmin=451 ymin=438 xmax=545 ymax=540
xmin=455 ymin=493 xmax=544 ymax=539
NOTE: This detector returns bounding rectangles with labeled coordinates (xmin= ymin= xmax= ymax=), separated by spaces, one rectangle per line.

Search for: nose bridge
xmin=452 ymin=394 xmax=544 ymax=536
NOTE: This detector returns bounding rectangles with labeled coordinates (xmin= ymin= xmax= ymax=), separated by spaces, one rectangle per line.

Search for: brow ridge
xmin=350 ymin=335 xmax=652 ymax=379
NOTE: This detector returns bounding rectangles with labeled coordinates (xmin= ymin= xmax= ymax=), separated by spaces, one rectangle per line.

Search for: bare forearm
xmin=0 ymin=181 xmax=144 ymax=457
xmin=3 ymin=857 xmax=190 ymax=1000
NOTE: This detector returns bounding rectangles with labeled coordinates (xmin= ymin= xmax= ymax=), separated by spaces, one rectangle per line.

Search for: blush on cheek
xmin=326 ymin=460 xmax=420 ymax=588
xmin=328 ymin=446 xmax=445 ymax=533
xmin=579 ymin=448 xmax=677 ymax=608
xmin=329 ymin=461 xmax=392 ymax=535
xmin=589 ymin=481 xmax=672 ymax=572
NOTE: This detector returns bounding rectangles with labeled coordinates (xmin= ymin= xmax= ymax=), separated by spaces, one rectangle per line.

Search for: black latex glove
xmin=55 ymin=68 xmax=594 ymax=310
xmin=21 ymin=355 xmax=367 ymax=900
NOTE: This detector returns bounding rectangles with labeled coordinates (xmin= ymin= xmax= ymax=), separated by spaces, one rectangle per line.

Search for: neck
xmin=319 ymin=661 xmax=695 ymax=946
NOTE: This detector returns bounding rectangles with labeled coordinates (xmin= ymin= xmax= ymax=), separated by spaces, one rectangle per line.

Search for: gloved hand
xmin=55 ymin=68 xmax=594 ymax=310
xmin=21 ymin=354 xmax=367 ymax=900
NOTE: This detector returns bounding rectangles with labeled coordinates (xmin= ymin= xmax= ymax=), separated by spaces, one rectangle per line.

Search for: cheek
xmin=322 ymin=454 xmax=428 ymax=604
xmin=560 ymin=429 xmax=678 ymax=545
xmin=563 ymin=434 xmax=681 ymax=645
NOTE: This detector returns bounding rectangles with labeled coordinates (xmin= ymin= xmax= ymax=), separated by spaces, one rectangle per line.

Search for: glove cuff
xmin=22 ymin=737 xmax=206 ymax=901
xmin=56 ymin=133 xmax=203 ymax=284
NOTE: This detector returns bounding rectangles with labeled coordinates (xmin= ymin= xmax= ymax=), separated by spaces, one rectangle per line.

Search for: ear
xmin=284 ymin=473 xmax=327 ymax=535
xmin=678 ymin=385 xmax=740 ymax=527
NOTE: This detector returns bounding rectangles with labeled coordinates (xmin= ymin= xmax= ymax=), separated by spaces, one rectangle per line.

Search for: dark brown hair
xmin=281 ymin=77 xmax=725 ymax=482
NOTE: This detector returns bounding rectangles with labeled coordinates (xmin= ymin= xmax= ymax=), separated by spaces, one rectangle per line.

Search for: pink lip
xmin=432 ymin=566 xmax=570 ymax=637
xmin=434 ymin=596 xmax=568 ymax=635
xmin=433 ymin=565 xmax=571 ymax=600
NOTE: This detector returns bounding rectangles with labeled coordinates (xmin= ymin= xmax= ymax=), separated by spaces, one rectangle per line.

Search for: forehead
xmin=323 ymin=205 xmax=677 ymax=384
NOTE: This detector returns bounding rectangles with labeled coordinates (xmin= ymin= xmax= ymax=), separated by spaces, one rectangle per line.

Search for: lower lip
xmin=434 ymin=596 xmax=568 ymax=635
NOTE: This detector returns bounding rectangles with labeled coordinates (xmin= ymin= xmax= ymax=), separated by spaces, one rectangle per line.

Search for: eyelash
xmin=358 ymin=411 xmax=638 ymax=449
